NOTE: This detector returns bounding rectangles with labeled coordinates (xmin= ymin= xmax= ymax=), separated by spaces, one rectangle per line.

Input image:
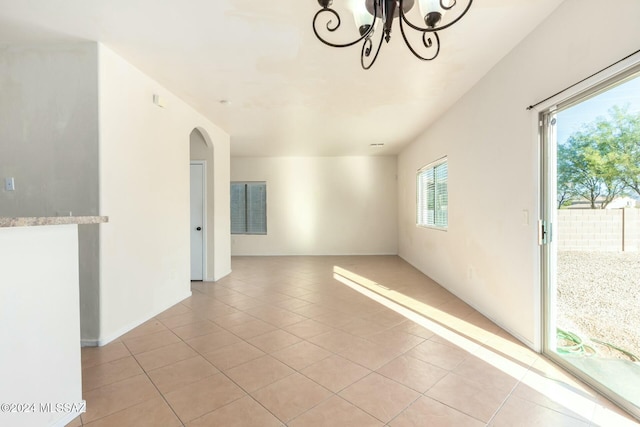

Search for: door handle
xmin=196 ymin=227 xmax=202 ymax=231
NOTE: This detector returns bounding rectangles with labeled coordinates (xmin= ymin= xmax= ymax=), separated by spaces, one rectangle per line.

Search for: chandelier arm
xmin=398 ymin=0 xmax=472 ymax=33
xmin=398 ymin=16 xmax=440 ymax=61
xmin=441 ymin=0 xmax=457 ymax=10
xmin=361 ymin=26 xmax=385 ymax=70
xmin=312 ymin=4 xmax=376 ymax=49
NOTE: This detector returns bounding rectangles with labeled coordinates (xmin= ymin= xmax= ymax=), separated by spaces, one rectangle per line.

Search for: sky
xmin=557 ymin=75 xmax=640 ymax=145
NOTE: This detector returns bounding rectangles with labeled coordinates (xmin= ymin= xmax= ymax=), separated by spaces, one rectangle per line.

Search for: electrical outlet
xmin=4 ymin=177 xmax=15 ymax=191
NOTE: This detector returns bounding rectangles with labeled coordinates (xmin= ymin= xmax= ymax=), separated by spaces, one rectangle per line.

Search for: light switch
xmin=4 ymin=177 xmax=15 ymax=191
xmin=153 ymin=94 xmax=166 ymax=108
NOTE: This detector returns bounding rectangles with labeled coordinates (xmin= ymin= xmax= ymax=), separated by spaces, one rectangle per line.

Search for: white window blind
xmin=417 ymin=158 xmax=448 ymax=229
xmin=231 ymin=182 xmax=267 ymax=234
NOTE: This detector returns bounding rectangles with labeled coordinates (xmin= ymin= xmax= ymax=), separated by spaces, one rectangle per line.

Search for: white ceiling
xmin=0 ymin=0 xmax=563 ymax=156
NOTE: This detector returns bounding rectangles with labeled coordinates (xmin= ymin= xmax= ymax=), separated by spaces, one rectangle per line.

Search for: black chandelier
xmin=313 ymin=0 xmax=473 ymax=69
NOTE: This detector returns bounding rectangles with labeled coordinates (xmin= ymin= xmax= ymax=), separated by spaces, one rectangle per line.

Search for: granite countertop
xmin=0 ymin=216 xmax=109 ymax=228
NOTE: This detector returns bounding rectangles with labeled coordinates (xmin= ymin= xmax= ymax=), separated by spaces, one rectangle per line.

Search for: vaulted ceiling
xmin=0 ymin=0 xmax=563 ymax=156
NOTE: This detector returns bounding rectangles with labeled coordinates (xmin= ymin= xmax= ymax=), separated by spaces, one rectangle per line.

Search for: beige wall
xmin=0 ymin=43 xmax=99 ymax=216
xmin=231 ymin=156 xmax=398 ymax=256
xmin=0 ymin=43 xmax=101 ymax=341
xmin=558 ymin=209 xmax=640 ymax=252
xmin=397 ymin=0 xmax=640 ymax=350
xmin=97 ymin=44 xmax=231 ymax=344
xmin=0 ymin=42 xmax=232 ymax=345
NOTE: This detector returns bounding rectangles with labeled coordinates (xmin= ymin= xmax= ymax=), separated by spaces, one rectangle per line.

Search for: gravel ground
xmin=557 ymin=251 xmax=640 ymax=360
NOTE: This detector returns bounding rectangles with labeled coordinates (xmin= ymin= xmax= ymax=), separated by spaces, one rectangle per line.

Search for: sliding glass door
xmin=541 ymin=67 xmax=640 ymax=420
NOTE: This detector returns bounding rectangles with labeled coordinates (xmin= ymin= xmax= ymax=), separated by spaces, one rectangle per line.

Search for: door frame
xmin=537 ymin=55 xmax=640 ymax=421
xmin=190 ymin=160 xmax=207 ymax=281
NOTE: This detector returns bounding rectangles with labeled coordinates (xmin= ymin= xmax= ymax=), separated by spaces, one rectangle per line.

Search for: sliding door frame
xmin=538 ymin=58 xmax=640 ymax=421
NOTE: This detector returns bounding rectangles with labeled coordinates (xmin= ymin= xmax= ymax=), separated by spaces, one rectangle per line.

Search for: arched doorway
xmin=189 ymin=127 xmax=214 ymax=280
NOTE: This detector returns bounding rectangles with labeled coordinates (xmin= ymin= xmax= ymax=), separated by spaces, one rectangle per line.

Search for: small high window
xmin=417 ymin=157 xmax=448 ymax=229
xmin=231 ymin=182 xmax=267 ymax=234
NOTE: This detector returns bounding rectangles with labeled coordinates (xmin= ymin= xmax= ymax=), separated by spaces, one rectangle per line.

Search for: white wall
xmin=0 ymin=43 xmax=101 ymax=342
xmin=231 ymin=156 xmax=397 ymax=256
xmin=0 ymin=225 xmax=82 ymax=427
xmin=397 ymin=0 xmax=640 ymax=350
xmin=98 ymin=44 xmax=231 ymax=344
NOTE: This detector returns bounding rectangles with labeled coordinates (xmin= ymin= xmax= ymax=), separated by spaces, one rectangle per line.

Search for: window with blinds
xmin=417 ymin=157 xmax=448 ymax=229
xmin=230 ymin=182 xmax=267 ymax=234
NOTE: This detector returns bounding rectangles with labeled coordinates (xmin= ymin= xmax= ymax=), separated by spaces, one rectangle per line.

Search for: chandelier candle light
xmin=312 ymin=0 xmax=473 ymax=69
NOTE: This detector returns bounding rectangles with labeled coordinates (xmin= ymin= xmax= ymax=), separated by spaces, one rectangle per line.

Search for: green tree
xmin=558 ymin=106 xmax=638 ymax=209
xmin=607 ymin=106 xmax=640 ymax=197
xmin=557 ymin=144 xmax=575 ymax=208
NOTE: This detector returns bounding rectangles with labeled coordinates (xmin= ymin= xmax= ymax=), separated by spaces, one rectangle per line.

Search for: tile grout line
xmin=188 ymin=282 xmax=393 ymax=425
xmin=122 ymin=337 xmax=188 ymax=427
xmin=483 ymin=376 xmax=523 ymax=426
xmin=174 ymin=294 xmax=297 ymax=425
xmin=219 ymin=280 xmax=442 ymax=424
xmin=77 ymin=256 xmax=598 ymax=426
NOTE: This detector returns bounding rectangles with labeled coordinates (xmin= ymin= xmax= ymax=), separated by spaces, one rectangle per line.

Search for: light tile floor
xmin=68 ymin=256 xmax=639 ymax=426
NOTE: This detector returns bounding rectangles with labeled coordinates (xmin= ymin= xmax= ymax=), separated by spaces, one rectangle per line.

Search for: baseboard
xmin=230 ymin=252 xmax=399 ymax=257
xmin=85 ymin=291 xmax=193 ymax=347
xmin=81 ymin=339 xmax=100 ymax=347
xmin=212 ymin=269 xmax=232 ymax=282
xmin=396 ymin=254 xmax=539 ymax=353
xmin=51 ymin=410 xmax=83 ymax=427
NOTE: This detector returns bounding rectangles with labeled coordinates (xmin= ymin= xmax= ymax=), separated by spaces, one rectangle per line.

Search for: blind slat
xmin=231 ymin=182 xmax=267 ymax=234
xmin=417 ymin=159 xmax=448 ymax=229
xmin=230 ymin=183 xmax=247 ymax=234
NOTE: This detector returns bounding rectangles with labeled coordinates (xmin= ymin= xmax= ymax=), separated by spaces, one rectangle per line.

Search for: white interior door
xmin=190 ymin=163 xmax=204 ymax=280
